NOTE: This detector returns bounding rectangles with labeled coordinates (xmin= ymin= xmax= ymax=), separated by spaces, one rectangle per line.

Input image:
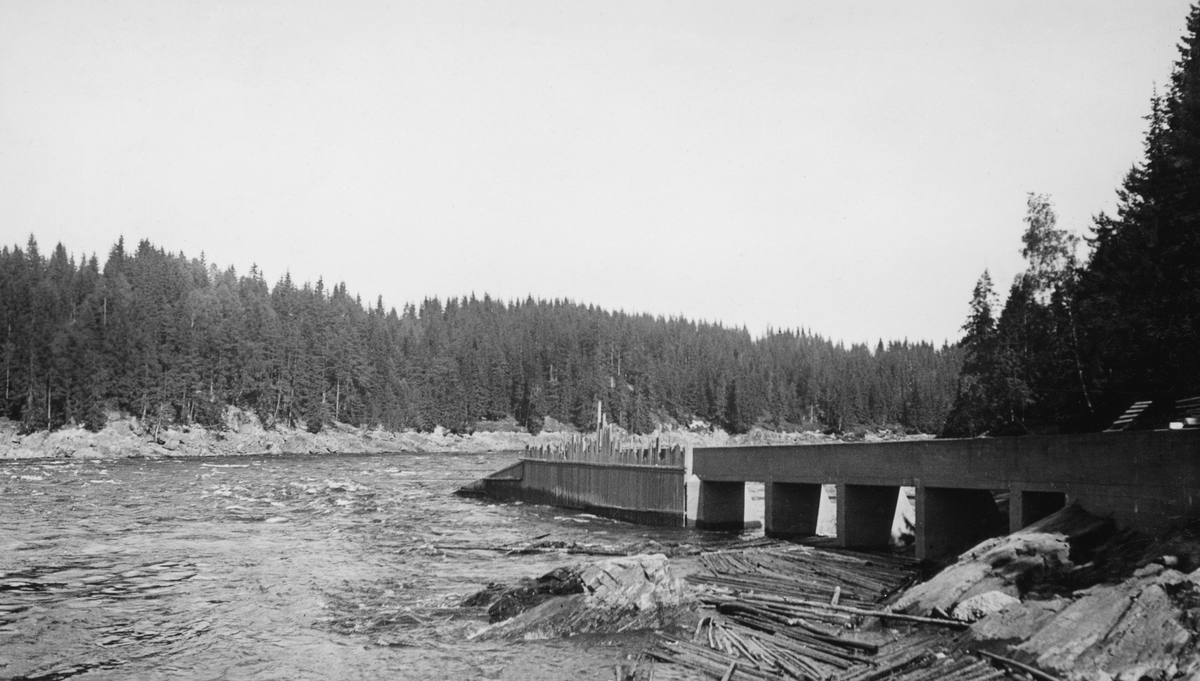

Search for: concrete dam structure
xmin=465 ymin=429 xmax=1200 ymax=561
xmin=695 ymin=429 xmax=1200 ymax=559
xmin=459 ymin=430 xmax=688 ymax=526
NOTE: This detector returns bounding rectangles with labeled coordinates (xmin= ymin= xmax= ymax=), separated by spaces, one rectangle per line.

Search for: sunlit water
xmin=0 ymin=452 xmax=717 ymax=680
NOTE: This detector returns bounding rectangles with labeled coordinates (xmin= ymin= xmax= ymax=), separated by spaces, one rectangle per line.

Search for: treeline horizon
xmin=0 ymin=236 xmax=962 ymax=436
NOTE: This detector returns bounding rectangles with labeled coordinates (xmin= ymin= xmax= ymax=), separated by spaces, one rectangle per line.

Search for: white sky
xmin=0 ymin=1 xmax=1192 ymax=345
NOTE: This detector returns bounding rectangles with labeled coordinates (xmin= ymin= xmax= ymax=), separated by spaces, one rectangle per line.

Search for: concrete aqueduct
xmin=693 ymin=429 xmax=1200 ymax=560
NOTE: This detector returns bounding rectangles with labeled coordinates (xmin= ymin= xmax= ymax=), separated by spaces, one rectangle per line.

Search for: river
xmin=0 ymin=452 xmax=720 ymax=680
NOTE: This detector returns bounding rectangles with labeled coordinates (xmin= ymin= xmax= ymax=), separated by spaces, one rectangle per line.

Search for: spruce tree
xmin=1077 ymin=4 xmax=1200 ymax=418
xmin=942 ymin=272 xmax=1000 ymax=437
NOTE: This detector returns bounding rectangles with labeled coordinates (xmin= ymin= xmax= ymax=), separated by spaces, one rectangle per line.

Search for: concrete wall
xmin=479 ymin=459 xmax=686 ymax=526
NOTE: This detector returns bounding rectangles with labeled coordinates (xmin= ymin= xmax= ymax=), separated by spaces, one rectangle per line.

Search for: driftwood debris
xmin=648 ymin=542 xmax=1054 ymax=680
xmin=653 ymin=543 xmax=963 ymax=679
xmin=688 ymin=544 xmax=919 ymax=609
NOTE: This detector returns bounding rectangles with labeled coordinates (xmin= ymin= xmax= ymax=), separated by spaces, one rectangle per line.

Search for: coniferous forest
xmin=942 ymin=5 xmax=1200 ymax=437
xmin=8 ymin=9 xmax=1198 ymax=442
xmin=0 ymin=237 xmax=962 ymax=437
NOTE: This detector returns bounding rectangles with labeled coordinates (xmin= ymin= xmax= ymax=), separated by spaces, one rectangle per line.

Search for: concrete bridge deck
xmin=693 ymin=430 xmax=1200 ymax=560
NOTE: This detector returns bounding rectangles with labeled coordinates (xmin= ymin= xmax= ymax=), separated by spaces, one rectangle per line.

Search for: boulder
xmin=71 ymin=447 xmax=107 ymax=460
xmin=280 ymin=436 xmax=311 ymax=455
xmin=468 ymin=554 xmax=697 ymax=640
xmin=894 ymin=531 xmax=1071 ymax=615
xmin=951 ymin=590 xmax=1022 ymax=622
xmin=895 ymin=503 xmax=1111 ymax=617
xmin=471 ymin=567 xmax=584 ymax=622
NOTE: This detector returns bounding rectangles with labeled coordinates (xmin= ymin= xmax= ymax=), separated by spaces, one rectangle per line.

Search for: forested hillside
xmin=0 ymin=237 xmax=961 ymax=436
xmin=943 ymin=5 xmax=1200 ymax=436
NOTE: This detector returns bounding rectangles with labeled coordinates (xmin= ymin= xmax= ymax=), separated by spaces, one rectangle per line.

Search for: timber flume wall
xmin=461 ymin=433 xmax=688 ymax=526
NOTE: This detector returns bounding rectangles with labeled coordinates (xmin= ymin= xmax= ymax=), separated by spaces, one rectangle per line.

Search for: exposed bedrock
xmin=895 ymin=502 xmax=1200 ymax=680
xmin=464 ymin=554 xmax=698 ymax=640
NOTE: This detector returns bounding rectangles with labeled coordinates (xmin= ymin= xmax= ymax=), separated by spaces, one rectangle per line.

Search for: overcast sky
xmin=0 ymin=1 xmax=1192 ymax=345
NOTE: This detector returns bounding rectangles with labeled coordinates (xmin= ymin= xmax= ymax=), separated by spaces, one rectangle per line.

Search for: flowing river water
xmin=0 ymin=452 xmax=730 ymax=680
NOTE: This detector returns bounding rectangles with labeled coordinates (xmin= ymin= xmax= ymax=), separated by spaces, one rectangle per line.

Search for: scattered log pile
xmin=648 ymin=543 xmax=1053 ymax=680
xmin=687 ymin=545 xmax=920 ymax=608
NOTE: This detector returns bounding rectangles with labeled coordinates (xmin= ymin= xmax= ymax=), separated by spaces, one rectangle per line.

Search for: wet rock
xmin=481 ymin=567 xmax=584 ymax=622
xmin=461 ymin=583 xmax=507 ymax=608
xmin=469 ymin=554 xmax=697 ymax=640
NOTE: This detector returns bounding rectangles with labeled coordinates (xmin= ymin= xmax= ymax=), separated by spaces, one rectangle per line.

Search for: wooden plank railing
xmin=522 ymin=425 xmax=686 ymax=468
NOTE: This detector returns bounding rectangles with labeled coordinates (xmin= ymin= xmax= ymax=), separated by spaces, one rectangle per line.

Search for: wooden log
xmin=839 ymin=650 xmax=932 ymax=681
xmin=739 ymin=594 xmax=967 ymax=630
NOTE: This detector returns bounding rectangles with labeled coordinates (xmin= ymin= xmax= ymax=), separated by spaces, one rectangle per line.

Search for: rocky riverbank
xmin=0 ymin=410 xmax=925 ymax=460
xmin=896 ymin=504 xmax=1200 ymax=680
xmin=467 ymin=506 xmax=1200 ymax=680
xmin=0 ymin=412 xmax=534 ymax=459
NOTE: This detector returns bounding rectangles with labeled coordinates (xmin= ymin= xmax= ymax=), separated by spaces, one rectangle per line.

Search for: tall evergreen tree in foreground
xmin=944 ymin=4 xmax=1200 ymax=435
xmin=1076 ymin=4 xmax=1200 ymax=418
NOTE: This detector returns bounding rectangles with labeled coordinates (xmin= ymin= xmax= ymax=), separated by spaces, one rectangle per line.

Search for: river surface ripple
xmin=0 ymin=452 xmax=707 ymax=680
